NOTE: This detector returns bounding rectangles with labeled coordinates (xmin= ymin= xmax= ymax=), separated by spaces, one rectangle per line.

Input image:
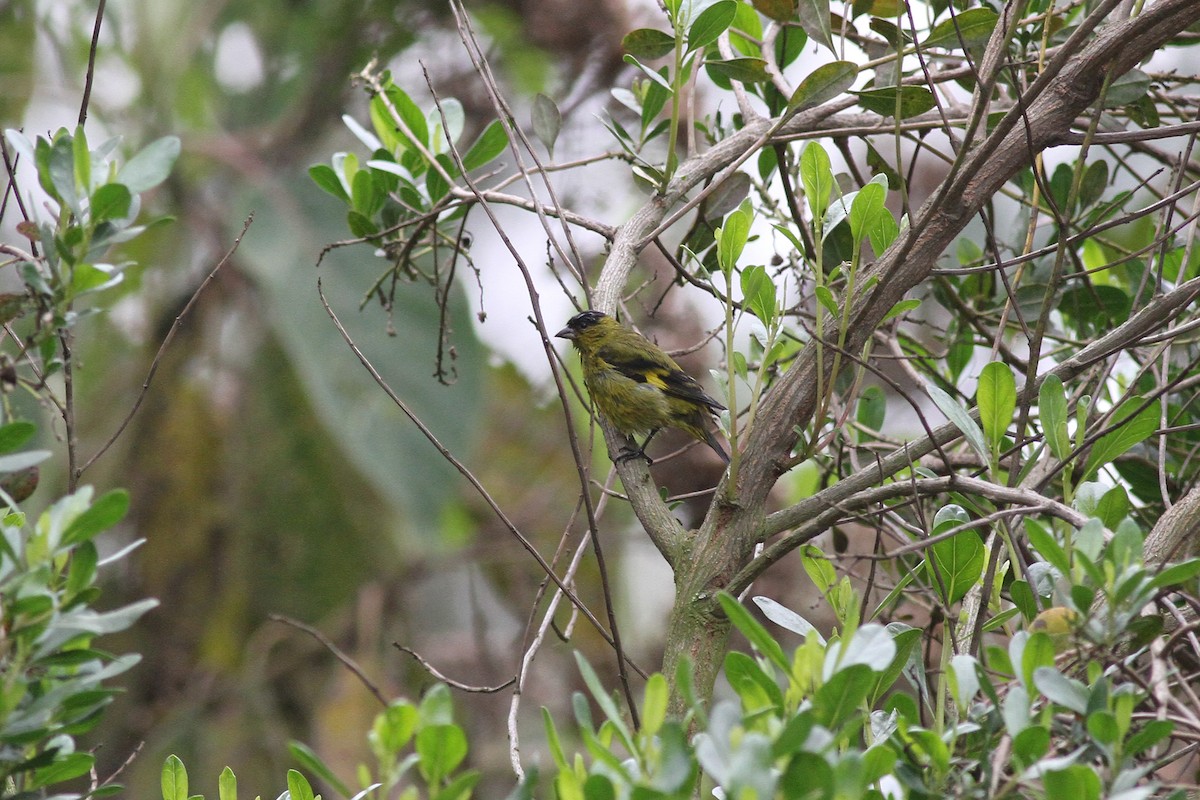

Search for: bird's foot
xmin=616 ymin=445 xmax=652 ymax=465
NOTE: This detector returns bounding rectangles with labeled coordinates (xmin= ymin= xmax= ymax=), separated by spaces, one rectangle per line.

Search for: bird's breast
xmin=585 ymin=366 xmax=670 ymax=435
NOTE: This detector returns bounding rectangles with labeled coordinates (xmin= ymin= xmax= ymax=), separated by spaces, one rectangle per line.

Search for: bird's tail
xmin=704 ymin=429 xmax=730 ymax=465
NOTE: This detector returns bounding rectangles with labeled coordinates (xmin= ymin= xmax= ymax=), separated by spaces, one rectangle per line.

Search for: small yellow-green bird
xmin=556 ymin=310 xmax=729 ymax=465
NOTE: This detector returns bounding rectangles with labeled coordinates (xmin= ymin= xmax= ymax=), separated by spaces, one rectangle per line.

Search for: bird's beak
xmin=555 ymin=326 xmax=575 ymax=340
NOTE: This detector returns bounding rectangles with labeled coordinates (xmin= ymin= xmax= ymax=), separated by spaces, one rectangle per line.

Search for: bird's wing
xmin=596 ymin=344 xmax=726 ymax=412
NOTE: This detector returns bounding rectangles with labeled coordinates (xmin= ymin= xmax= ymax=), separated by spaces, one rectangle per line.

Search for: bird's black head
xmin=555 ymin=310 xmax=609 ymax=340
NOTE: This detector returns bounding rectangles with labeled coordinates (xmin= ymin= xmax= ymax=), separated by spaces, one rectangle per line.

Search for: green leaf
xmin=351 ymin=169 xmax=383 ymax=217
xmin=1060 ymin=285 xmax=1131 ymax=335
xmin=717 ymin=592 xmax=790 ymax=672
xmin=867 ymin=209 xmax=899 ymax=257
xmin=641 ymin=74 xmax=672 ymax=129
xmin=63 ymin=489 xmax=130 ymax=546
xmin=286 ymin=769 xmax=316 ymax=800
xmin=789 ymin=61 xmax=858 ymax=111
xmin=800 ymin=142 xmax=833 ymax=222
xmin=433 ymin=771 xmax=481 ymax=800
xmin=0 ymin=421 xmax=36 ymax=453
xmin=1024 ymin=519 xmax=1070 ymax=576
xmin=73 ymin=124 xmax=90 ymax=196
xmin=417 ymin=725 xmax=469 ymax=785
xmin=754 ymin=0 xmax=799 ymax=22
xmin=461 ymin=120 xmax=508 ymax=172
xmin=930 ymin=530 xmax=985 ymax=604
xmin=814 ymin=663 xmax=874 ymax=728
xmin=1039 ymin=374 xmax=1070 ymax=460
xmin=419 ymin=683 xmax=454 ymax=726
xmin=90 ymin=183 xmax=132 ymax=223
xmin=926 ymin=383 xmax=989 ymax=463
xmin=687 ymin=1 xmax=737 ymax=52
xmin=773 ymin=22 xmax=807 ymax=67
xmin=797 ymin=0 xmax=834 ymax=51
xmin=117 ymin=136 xmax=180 ymax=193
xmin=705 ymin=57 xmax=771 ymax=84
xmin=582 ymin=774 xmax=614 ymax=800
xmin=815 ymin=285 xmax=838 ymax=316
xmin=923 ymin=8 xmax=999 ymax=50
xmin=161 ymin=755 xmax=188 ymax=800
xmin=978 ymin=362 xmax=1016 ymax=454
xmin=1082 ymin=396 xmax=1158 ymax=481
xmin=1033 ymin=667 xmax=1088 ymax=714
xmin=532 ymin=93 xmax=561 ymax=156
xmin=1150 ymin=559 xmax=1200 ymax=590
xmin=1103 ymin=68 xmax=1151 ymax=107
xmin=1012 ymin=725 xmax=1049 ymax=766
xmin=717 ymin=208 xmax=751 ymax=273
xmin=425 ymin=156 xmax=453 ymax=202
xmin=801 ymin=544 xmax=837 ymax=594
xmin=1094 ymin=485 xmax=1129 ymax=529
xmin=705 ymin=173 xmax=752 ymax=221
xmin=856 ymin=385 xmax=885 ymax=439
xmin=1087 ymin=710 xmax=1119 ymax=745
xmin=881 ymin=298 xmax=920 ymax=323
xmin=574 ymin=652 xmax=631 ymax=747
xmin=624 ymin=54 xmax=675 ymax=92
xmin=374 ymin=699 xmax=419 ymax=751
xmin=1010 ymin=580 xmax=1037 ymax=621
xmin=623 ymin=28 xmax=676 ymax=59
xmin=740 ymin=264 xmax=777 ymax=324
xmin=379 ymin=84 xmax=430 ymax=150
xmin=218 ymin=767 xmax=237 ymax=800
xmin=347 ymin=210 xmax=379 ymax=238
xmin=725 ymin=650 xmax=783 ymax=710
xmin=848 ymin=181 xmax=885 ymax=246
xmin=1125 ymin=719 xmax=1174 ymax=755
xmin=33 ymin=752 xmax=94 ymax=788
xmin=1021 ymin=633 xmax=1056 ymax=691
xmin=1041 ymin=765 xmax=1100 ymax=800
xmin=310 ymin=163 xmax=351 ymax=203
xmin=855 ymin=86 xmax=936 ymax=119
xmin=288 ymin=741 xmax=351 ymax=797
xmin=71 ymin=262 xmax=122 ymax=296
xmin=642 ymin=673 xmax=668 ymax=736
xmin=46 ymin=133 xmax=79 ymax=211
xmin=1078 ymin=160 xmax=1109 ymax=210
xmin=65 ymin=540 xmax=99 ymax=597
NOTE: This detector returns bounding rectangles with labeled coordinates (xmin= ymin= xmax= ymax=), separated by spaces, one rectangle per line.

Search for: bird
xmin=555 ymin=310 xmax=729 ymax=465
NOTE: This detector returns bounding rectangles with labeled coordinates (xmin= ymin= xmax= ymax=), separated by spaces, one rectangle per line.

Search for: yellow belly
xmin=584 ymin=370 xmax=671 ymax=435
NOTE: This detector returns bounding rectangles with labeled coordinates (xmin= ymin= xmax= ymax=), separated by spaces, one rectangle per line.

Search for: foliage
xmin=3 ymin=126 xmax=178 ymax=363
xmin=162 ymin=498 xmax=1200 ymax=800
xmin=0 ymin=484 xmax=156 ymax=798
xmin=0 ymin=121 xmax=171 ymax=799
xmin=8 ymin=0 xmax=1200 ymax=794
xmin=158 ymin=683 xmax=479 ymax=800
xmin=307 ymin=0 xmax=1200 ymax=792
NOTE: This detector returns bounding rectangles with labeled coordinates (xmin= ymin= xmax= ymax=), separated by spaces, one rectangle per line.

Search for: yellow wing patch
xmin=643 ymin=369 xmax=670 ymax=390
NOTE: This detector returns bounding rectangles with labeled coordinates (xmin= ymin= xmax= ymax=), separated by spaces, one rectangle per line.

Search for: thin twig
xmin=86 ymin=739 xmax=143 ymax=799
xmin=77 ymin=214 xmax=253 ymax=478
xmin=270 ymin=613 xmax=388 ymax=708
xmin=394 ymin=644 xmax=516 ymax=694
xmin=77 ymin=0 xmax=107 ymax=126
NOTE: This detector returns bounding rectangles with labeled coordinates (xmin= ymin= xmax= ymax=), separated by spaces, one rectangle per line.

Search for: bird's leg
xmin=616 ymin=429 xmax=659 ymax=465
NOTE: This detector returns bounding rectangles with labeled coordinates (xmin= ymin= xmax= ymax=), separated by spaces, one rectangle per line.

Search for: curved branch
xmin=728 ymin=474 xmax=1088 ymax=596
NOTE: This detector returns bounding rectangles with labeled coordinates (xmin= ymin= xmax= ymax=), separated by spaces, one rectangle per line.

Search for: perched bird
xmin=555 ymin=310 xmax=729 ymax=465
